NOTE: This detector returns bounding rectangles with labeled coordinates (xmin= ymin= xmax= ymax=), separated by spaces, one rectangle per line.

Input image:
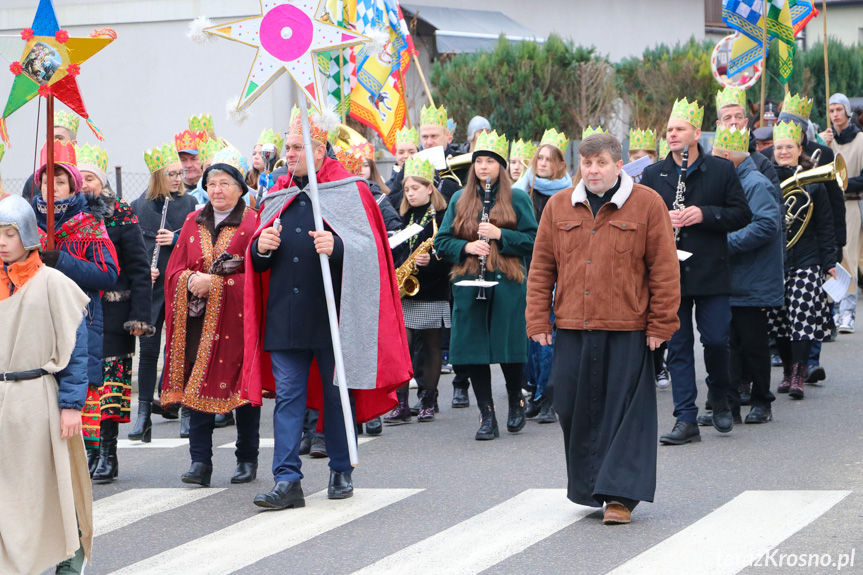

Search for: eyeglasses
xmin=166 ymin=170 xmax=188 ymax=179
xmin=206 ymin=181 xmax=238 ymax=191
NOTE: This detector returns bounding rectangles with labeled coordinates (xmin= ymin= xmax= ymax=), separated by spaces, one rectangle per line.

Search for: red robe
xmin=241 ymin=157 xmax=412 ymax=423
xmin=162 ymin=205 xmax=258 ymax=413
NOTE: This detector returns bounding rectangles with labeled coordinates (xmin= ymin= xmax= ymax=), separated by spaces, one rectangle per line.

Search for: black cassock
xmin=551 ymin=329 xmax=657 ymax=508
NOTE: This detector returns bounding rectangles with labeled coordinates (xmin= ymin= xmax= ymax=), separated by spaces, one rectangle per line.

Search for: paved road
xmin=80 ymin=329 xmax=863 ymax=574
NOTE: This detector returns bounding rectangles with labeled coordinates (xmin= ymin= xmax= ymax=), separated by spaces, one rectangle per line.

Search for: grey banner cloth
xmin=257 ymin=177 xmax=381 ymax=390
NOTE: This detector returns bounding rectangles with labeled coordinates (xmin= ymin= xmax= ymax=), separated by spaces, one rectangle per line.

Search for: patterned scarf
xmin=38 ymin=203 xmax=119 ymax=275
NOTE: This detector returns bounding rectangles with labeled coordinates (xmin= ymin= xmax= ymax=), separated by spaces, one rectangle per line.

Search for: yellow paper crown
xmin=403 ymin=157 xmax=435 ymax=183
xmin=474 ymin=130 xmax=509 ymax=162
xmin=54 ymin=110 xmax=80 ymax=135
xmin=75 ymin=143 xmax=108 ymax=173
xmin=420 ymin=104 xmax=448 ymax=128
xmin=0 ymin=142 xmax=5 ymax=164
xmin=713 ymin=125 xmax=750 ymax=153
xmin=510 ymin=139 xmax=537 ymax=161
xmin=773 ymin=121 xmax=803 ymax=145
xmin=716 ymin=86 xmax=746 ymax=111
xmin=540 ymin=128 xmax=569 ymax=153
xmin=582 ymin=126 xmax=609 ymax=139
xmin=782 ymin=93 xmax=813 ymax=120
xmin=396 ymin=126 xmax=419 ymax=147
xmin=670 ymin=98 xmax=705 ymax=129
xmin=199 ymin=138 xmax=225 ymax=164
xmin=288 ymin=106 xmax=330 ymax=145
xmin=658 ymin=138 xmax=670 ymax=158
xmin=188 ymin=114 xmax=215 ymax=136
xmin=143 ymin=143 xmax=180 ymax=174
xmin=629 ymin=128 xmax=657 ymax=151
xmin=257 ymin=128 xmax=285 ymax=152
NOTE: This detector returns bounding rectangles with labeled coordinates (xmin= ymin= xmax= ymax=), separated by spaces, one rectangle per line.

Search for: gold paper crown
xmin=716 ymin=86 xmax=746 ymax=110
xmin=773 ymin=121 xmax=803 ymax=144
xmin=188 ymin=114 xmax=215 ymax=136
xmin=403 ymin=157 xmax=435 ymax=183
xmin=658 ymin=138 xmax=670 ymax=158
xmin=75 ymin=143 xmax=108 ymax=173
xmin=288 ymin=106 xmax=330 ymax=145
xmin=629 ymin=128 xmax=657 ymax=152
xmin=335 ymin=148 xmax=363 ymax=176
xmin=509 ymin=139 xmax=537 ymax=161
xmin=670 ymin=98 xmax=705 ymax=129
xmin=474 ymin=130 xmax=509 ymax=162
xmin=144 ymin=143 xmax=180 ymax=174
xmin=582 ymin=126 xmax=609 ymax=139
xmin=54 ymin=110 xmax=80 ymax=135
xmin=782 ymin=93 xmax=813 ymax=120
xmin=420 ymin=104 xmax=448 ymax=128
xmin=713 ymin=125 xmax=750 ymax=153
xmin=396 ymin=126 xmax=419 ymax=147
xmin=540 ymin=128 xmax=569 ymax=153
xmin=199 ymin=138 xmax=225 ymax=164
xmin=257 ymin=129 xmax=285 ymax=152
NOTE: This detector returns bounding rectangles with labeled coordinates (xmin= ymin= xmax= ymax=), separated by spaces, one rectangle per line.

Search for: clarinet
xmin=476 ymin=178 xmax=493 ymax=301
xmin=151 ymin=196 xmax=170 ymax=271
xmin=672 ymin=145 xmax=690 ymax=244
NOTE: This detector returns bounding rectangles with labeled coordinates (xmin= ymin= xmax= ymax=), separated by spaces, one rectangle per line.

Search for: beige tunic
xmin=0 ymin=266 xmax=93 ymax=575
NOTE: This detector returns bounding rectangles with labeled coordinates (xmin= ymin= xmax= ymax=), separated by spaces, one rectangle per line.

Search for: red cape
xmin=241 ymin=157 xmax=412 ymax=423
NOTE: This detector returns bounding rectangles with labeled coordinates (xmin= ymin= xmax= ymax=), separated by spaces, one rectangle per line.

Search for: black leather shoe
xmin=771 ymin=353 xmax=783 ymax=367
xmin=231 ymin=461 xmax=258 ymax=484
xmin=87 ymin=449 xmax=99 ymax=477
xmin=365 ymin=417 xmax=382 ymax=436
xmin=128 ymin=400 xmax=153 ymax=442
xmin=524 ymin=398 xmax=541 ymax=419
xmin=299 ymin=435 xmax=312 ymax=455
xmin=214 ymin=411 xmax=235 ymax=428
xmin=181 ymin=462 xmax=213 ymax=487
xmin=180 ymin=407 xmax=191 ymax=439
xmin=328 ymin=470 xmax=354 ymax=499
xmin=452 ymin=386 xmax=470 ymax=408
xmin=711 ymin=407 xmax=734 ymax=433
xmin=254 ymin=481 xmax=305 ymax=509
xmin=310 ymin=436 xmax=328 ymax=458
xmin=805 ymin=365 xmax=826 ymax=384
xmin=659 ymin=420 xmax=701 ymax=445
xmin=506 ymin=394 xmax=526 ymax=433
xmin=745 ymin=405 xmax=773 ymax=424
xmin=698 ymin=411 xmax=742 ymax=428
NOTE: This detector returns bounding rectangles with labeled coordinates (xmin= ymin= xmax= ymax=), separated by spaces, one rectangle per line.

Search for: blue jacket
xmin=57 ymin=319 xmax=90 ymax=410
xmin=727 ymin=157 xmax=785 ymax=307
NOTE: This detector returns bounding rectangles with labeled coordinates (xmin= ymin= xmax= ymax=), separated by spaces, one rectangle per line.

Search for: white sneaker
xmin=838 ymin=311 xmax=855 ymax=333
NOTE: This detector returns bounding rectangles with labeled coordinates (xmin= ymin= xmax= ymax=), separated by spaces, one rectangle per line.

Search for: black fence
xmin=2 ymin=168 xmax=152 ymax=203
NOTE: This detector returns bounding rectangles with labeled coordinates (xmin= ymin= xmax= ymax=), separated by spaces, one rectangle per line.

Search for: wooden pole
xmin=398 ymin=63 xmax=412 ymax=128
xmin=759 ymin=14 xmax=769 ymax=127
xmin=46 ymin=94 xmax=55 ymax=250
xmin=412 ymin=52 xmax=435 ymax=107
xmin=822 ymin=0 xmax=832 ymax=131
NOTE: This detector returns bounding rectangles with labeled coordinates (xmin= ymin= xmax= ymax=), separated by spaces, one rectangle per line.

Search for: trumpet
xmin=781 ymin=153 xmax=847 ymax=249
xmin=396 ymin=206 xmax=439 ymax=297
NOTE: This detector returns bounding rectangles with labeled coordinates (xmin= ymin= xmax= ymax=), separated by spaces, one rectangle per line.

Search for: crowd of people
xmin=1 ymin=85 xmax=862 ymax=573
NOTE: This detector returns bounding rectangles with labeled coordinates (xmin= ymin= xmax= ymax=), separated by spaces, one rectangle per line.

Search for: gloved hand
xmin=258 ymin=172 xmax=274 ymax=190
xmin=41 ymin=249 xmax=61 ymax=268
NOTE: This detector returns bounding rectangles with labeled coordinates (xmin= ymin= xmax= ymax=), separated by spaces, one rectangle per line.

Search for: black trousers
xmin=463 ymin=363 xmax=522 ymax=404
xmin=729 ymin=307 xmax=776 ymax=409
xmin=189 ymin=404 xmax=261 ymax=465
xmin=137 ymin=304 xmax=165 ymax=402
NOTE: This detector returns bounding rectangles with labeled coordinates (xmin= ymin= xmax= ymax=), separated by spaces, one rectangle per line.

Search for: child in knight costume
xmin=0 ymin=195 xmax=94 ymax=575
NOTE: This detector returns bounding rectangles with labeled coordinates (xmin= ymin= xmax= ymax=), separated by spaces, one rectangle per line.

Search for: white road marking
xmin=352 ymin=489 xmax=594 ymax=575
xmin=93 ymin=488 xmax=225 ymax=537
xmin=217 ymin=436 xmax=377 ymax=448
xmin=608 ymin=490 xmax=851 ymax=575
xmin=117 ymin=438 xmax=189 ymax=449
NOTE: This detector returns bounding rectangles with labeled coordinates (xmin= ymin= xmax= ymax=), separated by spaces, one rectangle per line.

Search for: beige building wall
xmin=803 ymin=4 xmax=863 ymax=46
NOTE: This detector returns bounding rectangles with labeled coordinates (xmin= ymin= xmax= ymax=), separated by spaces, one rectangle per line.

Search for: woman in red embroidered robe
xmin=162 ymin=163 xmax=260 ymax=487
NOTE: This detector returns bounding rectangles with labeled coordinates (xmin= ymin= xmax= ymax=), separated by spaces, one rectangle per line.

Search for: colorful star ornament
xmin=204 ymin=0 xmax=369 ymax=114
xmin=0 ymin=0 xmax=115 ymax=145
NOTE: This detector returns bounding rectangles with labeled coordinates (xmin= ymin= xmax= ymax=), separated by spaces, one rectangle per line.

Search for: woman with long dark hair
xmin=436 ymin=131 xmax=538 ymax=440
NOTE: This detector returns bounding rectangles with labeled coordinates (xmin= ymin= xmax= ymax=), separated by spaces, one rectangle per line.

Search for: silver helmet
xmin=0 ymin=194 xmax=41 ymax=251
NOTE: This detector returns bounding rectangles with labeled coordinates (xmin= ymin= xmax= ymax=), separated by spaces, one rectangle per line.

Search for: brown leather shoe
xmin=603 ymin=503 xmax=632 ymax=525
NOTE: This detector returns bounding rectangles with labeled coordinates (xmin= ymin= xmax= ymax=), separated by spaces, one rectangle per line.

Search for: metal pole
xmin=114 ymin=165 xmax=123 ymax=199
xmin=822 ymin=0 xmax=831 ymax=131
xmin=296 ymin=86 xmax=359 ymax=467
xmin=759 ymin=15 xmax=768 ymax=127
xmin=46 ymin=94 xmax=55 ymax=250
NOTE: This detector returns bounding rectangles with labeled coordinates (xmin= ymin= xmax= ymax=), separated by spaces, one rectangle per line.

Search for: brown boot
xmin=789 ymin=362 xmax=805 ymax=399
xmin=603 ymin=502 xmax=632 ymax=525
xmin=777 ymin=362 xmax=793 ymax=394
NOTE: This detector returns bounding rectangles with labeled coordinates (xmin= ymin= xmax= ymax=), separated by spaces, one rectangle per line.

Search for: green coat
xmin=435 ymin=185 xmax=538 ymax=365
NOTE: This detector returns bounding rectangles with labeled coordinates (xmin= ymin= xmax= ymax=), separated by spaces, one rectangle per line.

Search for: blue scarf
xmin=515 ymin=167 xmax=573 ymax=197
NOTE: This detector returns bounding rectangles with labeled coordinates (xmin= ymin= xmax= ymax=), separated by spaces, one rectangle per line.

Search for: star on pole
xmin=0 ymin=0 xmax=115 ymax=144
xmin=205 ymin=0 xmax=367 ymax=113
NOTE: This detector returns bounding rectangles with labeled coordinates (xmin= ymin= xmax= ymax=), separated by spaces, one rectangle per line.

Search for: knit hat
xmin=829 ymin=93 xmax=852 ymax=119
xmin=202 ymin=163 xmax=249 ymax=196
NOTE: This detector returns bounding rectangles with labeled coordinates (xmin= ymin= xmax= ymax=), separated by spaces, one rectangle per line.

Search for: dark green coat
xmin=435 ymin=185 xmax=538 ymax=365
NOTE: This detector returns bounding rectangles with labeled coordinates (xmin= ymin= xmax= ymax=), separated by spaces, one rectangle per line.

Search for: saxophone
xmin=397 ymin=206 xmax=439 ymax=297
xmin=672 ymin=145 xmax=690 ymax=244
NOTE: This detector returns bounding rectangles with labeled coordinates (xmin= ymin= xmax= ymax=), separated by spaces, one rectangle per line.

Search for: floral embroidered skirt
xmin=82 ymin=356 xmax=133 ymax=450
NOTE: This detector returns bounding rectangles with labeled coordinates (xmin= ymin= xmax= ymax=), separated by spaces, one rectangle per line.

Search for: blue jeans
xmin=667 ymin=295 xmax=732 ymax=423
xmin=270 ymin=349 xmax=353 ymax=482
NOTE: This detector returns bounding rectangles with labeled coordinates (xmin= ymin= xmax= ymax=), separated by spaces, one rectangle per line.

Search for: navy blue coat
xmin=57 ymin=319 xmax=90 ymax=410
xmin=728 ymin=157 xmax=785 ymax=308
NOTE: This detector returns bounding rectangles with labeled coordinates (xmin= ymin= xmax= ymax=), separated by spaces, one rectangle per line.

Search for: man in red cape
xmin=243 ymin=108 xmax=411 ymax=509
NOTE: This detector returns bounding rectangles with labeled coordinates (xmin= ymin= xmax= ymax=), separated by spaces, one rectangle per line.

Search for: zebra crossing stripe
xmin=106 ymin=488 xmax=423 ymax=574
xmin=352 ymin=489 xmax=595 ymax=575
xmin=117 ymin=439 xmax=189 ymax=449
xmin=607 ymin=490 xmax=851 ymax=575
xmin=93 ymin=488 xmax=226 ymax=537
xmin=217 ymin=436 xmax=378 ymax=449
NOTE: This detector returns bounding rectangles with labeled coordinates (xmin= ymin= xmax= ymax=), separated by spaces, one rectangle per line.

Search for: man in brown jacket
xmin=526 ymin=133 xmax=680 ymax=525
